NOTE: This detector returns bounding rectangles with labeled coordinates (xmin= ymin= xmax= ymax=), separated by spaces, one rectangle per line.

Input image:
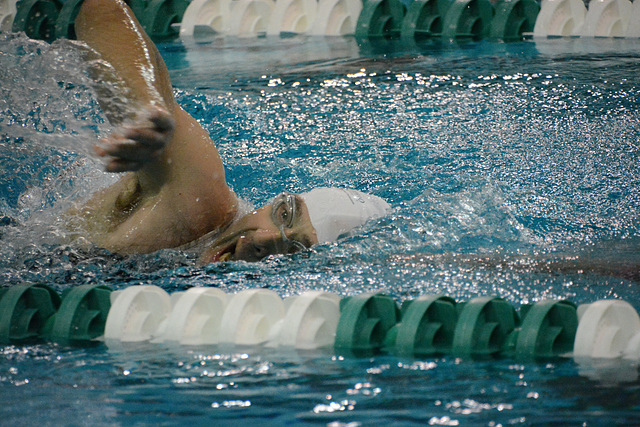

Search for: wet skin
xmin=74 ymin=0 xmax=237 ymax=256
xmin=199 ymin=194 xmax=318 ymax=264
xmin=73 ymin=0 xmax=322 ymax=263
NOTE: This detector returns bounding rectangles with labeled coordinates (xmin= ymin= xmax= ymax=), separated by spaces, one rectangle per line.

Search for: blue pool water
xmin=1 ymin=32 xmax=640 ymax=425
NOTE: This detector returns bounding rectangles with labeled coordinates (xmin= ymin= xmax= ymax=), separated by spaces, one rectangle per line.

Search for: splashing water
xmin=1 ymin=33 xmax=640 ymax=425
xmin=2 ymin=34 xmax=640 ymax=302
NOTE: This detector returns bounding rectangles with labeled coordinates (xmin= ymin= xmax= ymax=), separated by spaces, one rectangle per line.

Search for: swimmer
xmin=67 ymin=0 xmax=390 ymax=264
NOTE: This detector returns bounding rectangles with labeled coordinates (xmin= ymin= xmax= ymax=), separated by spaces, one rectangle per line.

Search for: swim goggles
xmin=271 ymin=192 xmax=307 ymax=254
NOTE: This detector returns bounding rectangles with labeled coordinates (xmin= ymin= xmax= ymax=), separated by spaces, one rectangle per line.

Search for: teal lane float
xmin=2 ymin=283 xmax=640 ymax=363
xmin=0 ymin=283 xmax=110 ymax=344
xmin=9 ymin=0 xmax=188 ymax=41
xmin=4 ymin=0 xmax=640 ymax=42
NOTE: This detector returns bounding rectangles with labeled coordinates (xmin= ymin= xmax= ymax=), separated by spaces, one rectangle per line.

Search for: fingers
xmin=147 ymin=105 xmax=174 ymax=133
xmin=94 ymin=144 xmax=146 ymax=172
xmin=95 ymin=137 xmax=162 ymax=161
xmin=96 ymin=106 xmax=175 ymax=173
xmin=121 ymin=126 xmax=167 ymax=151
xmin=131 ymin=105 xmax=175 ymax=143
xmin=104 ymin=158 xmax=144 ymax=173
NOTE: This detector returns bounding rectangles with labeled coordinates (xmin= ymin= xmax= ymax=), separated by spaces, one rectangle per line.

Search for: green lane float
xmin=335 ymin=293 xmax=400 ymax=354
xmin=12 ymin=0 xmax=61 ymax=42
xmin=0 ymin=283 xmax=61 ymax=343
xmin=451 ymin=296 xmax=519 ymax=358
xmin=400 ymin=0 xmax=450 ymax=40
xmin=441 ymin=0 xmax=494 ymax=41
xmin=385 ymin=295 xmax=457 ymax=356
xmin=490 ymin=0 xmax=539 ymax=41
xmin=125 ymin=0 xmax=149 ymax=18
xmin=355 ymin=0 xmax=406 ymax=39
xmin=42 ymin=284 xmax=112 ymax=343
xmin=141 ymin=0 xmax=189 ymax=39
xmin=512 ymin=299 xmax=577 ymax=359
xmin=54 ymin=0 xmax=82 ymax=39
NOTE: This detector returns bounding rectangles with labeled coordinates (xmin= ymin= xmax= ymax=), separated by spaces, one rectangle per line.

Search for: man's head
xmin=198 ymin=188 xmax=390 ymax=264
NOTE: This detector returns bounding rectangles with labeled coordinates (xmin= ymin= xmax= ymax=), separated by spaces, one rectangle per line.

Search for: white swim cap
xmin=300 ymin=187 xmax=391 ymax=243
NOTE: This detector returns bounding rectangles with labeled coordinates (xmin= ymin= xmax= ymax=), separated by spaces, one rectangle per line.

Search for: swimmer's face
xmin=198 ymin=193 xmax=318 ymax=264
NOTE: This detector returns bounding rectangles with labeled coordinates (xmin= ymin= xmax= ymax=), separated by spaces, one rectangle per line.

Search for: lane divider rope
xmin=1 ymin=283 xmax=639 ymax=362
xmin=7 ymin=0 xmax=640 ymax=42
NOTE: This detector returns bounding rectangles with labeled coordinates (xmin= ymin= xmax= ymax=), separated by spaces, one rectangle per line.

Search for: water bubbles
xmin=1 ymin=36 xmax=639 ymax=426
xmin=2 ymin=34 xmax=640 ymax=306
xmin=428 ymin=416 xmax=459 ymax=426
xmin=313 ymin=399 xmax=356 ymax=413
xmin=211 ymin=400 xmax=252 ymax=408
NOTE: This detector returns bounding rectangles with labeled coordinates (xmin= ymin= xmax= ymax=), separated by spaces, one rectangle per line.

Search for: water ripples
xmin=2 ymin=34 xmax=640 ymax=425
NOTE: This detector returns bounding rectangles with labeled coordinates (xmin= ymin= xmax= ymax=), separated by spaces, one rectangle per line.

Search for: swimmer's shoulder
xmin=176 ymin=197 xmax=254 ymax=254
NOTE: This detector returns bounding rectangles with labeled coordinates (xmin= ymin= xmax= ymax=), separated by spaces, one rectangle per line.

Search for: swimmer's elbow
xmin=76 ymin=0 xmax=132 ymax=40
xmin=80 ymin=0 xmax=125 ymax=17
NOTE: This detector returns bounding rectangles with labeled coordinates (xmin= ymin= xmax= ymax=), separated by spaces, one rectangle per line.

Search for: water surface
xmin=1 ymin=33 xmax=639 ymax=425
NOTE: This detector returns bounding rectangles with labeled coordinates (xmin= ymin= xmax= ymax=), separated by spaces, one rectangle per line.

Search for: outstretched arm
xmin=76 ymin=0 xmax=185 ymax=182
xmin=73 ymin=0 xmax=237 ymax=253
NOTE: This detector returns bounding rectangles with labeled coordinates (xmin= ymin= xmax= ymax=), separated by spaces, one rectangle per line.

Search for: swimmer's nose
xmin=237 ymin=231 xmax=282 ymax=261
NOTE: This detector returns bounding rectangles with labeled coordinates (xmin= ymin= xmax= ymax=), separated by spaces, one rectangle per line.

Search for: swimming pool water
xmin=1 ymin=32 xmax=640 ymax=425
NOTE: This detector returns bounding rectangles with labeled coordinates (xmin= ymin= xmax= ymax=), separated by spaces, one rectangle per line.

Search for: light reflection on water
xmin=1 ymin=33 xmax=640 ymax=425
xmin=1 ymin=340 xmax=639 ymax=425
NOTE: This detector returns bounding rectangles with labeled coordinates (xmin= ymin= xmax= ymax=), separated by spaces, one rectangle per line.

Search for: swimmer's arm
xmin=76 ymin=0 xmax=175 ymax=180
xmin=75 ymin=0 xmax=237 ymax=237
xmin=76 ymin=0 xmax=172 ymax=116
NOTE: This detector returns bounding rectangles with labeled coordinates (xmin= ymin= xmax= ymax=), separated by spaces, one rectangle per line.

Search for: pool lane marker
xmin=1 ymin=283 xmax=640 ymax=362
xmin=8 ymin=0 xmax=640 ymax=42
xmin=0 ymin=283 xmax=60 ymax=343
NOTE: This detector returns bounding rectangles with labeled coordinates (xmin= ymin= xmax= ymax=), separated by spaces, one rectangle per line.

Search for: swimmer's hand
xmin=94 ymin=106 xmax=175 ymax=172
